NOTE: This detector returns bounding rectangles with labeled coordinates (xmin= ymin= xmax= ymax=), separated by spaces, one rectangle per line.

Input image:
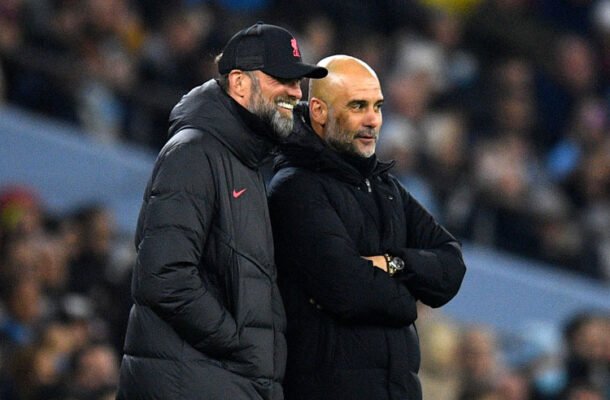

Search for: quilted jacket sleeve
xmin=269 ymin=170 xmax=417 ymax=327
xmin=390 ymin=186 xmax=466 ymax=308
xmin=132 ymin=139 xmax=239 ymax=357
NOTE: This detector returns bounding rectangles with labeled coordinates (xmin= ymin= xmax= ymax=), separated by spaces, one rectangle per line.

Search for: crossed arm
xmin=348 ymin=186 xmax=466 ymax=308
xmin=269 ymin=172 xmax=417 ymax=327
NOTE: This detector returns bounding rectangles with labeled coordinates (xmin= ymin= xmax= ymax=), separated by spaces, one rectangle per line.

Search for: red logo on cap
xmin=291 ymin=38 xmax=301 ymax=57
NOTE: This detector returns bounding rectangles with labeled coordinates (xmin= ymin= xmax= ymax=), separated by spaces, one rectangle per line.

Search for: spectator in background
xmin=420 ymin=110 xmax=469 ymax=221
xmin=75 ymin=0 xmax=140 ymax=144
xmin=569 ymin=139 xmax=610 ymax=281
xmin=133 ymin=6 xmax=216 ymax=148
xmin=592 ymin=0 xmax=610 ymax=89
xmin=67 ymin=343 xmax=119 ymax=400
xmin=68 ymin=205 xmax=116 ymax=296
xmin=457 ymin=326 xmax=507 ymax=400
xmin=544 ymin=96 xmax=608 ymax=279
xmin=547 ymin=96 xmax=607 ymax=186
xmin=535 ymin=34 xmax=600 ymax=150
xmin=381 ymin=65 xmax=436 ymax=189
xmin=467 ymin=133 xmax=542 ymax=256
xmin=416 ymin=308 xmax=462 ymax=400
xmin=395 ymin=6 xmax=478 ymax=103
xmin=66 ymin=205 xmax=133 ymax=352
xmin=562 ymin=312 xmax=610 ymax=397
xmin=0 ymin=0 xmax=24 ymax=55
xmin=376 ymin=119 xmax=440 ymax=218
xmin=139 ymin=7 xmax=212 ymax=92
xmin=297 ymin=16 xmax=337 ymax=70
xmin=8 ymin=320 xmax=84 ymax=400
xmin=0 ymin=185 xmax=43 ymax=239
xmin=0 ymin=277 xmax=44 ymax=357
xmin=9 ymin=341 xmax=65 ymax=400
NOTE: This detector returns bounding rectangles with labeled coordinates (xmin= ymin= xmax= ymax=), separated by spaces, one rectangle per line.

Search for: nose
xmin=363 ymin=107 xmax=382 ymax=129
xmin=285 ymin=81 xmax=303 ymax=100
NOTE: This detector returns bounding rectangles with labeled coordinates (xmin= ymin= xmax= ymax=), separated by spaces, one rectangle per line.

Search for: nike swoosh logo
xmin=232 ymin=188 xmax=247 ymax=198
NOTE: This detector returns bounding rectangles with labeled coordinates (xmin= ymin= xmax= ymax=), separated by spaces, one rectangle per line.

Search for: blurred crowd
xmin=0 ymin=0 xmax=609 ymax=399
xmin=0 ymin=186 xmax=132 ymax=399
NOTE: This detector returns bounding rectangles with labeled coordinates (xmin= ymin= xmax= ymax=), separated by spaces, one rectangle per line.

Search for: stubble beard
xmin=324 ymin=112 xmax=377 ymax=158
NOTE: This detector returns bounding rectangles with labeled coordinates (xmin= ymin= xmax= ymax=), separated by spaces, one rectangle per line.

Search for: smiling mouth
xmin=276 ymin=101 xmax=295 ymax=111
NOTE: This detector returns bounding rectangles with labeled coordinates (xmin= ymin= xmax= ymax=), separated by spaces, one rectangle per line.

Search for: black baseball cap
xmin=218 ymin=22 xmax=328 ymax=80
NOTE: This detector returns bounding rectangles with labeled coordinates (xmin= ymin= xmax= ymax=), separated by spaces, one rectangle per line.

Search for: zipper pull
xmin=364 ymin=178 xmax=372 ymax=193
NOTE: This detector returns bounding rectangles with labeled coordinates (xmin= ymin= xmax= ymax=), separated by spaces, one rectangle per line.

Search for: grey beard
xmin=270 ymin=110 xmax=293 ymax=138
xmin=324 ymin=114 xmax=376 ymax=158
xmin=248 ymin=102 xmax=293 ymax=139
xmin=246 ymin=73 xmax=294 ymax=139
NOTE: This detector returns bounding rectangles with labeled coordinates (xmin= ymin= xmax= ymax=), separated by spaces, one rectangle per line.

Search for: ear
xmin=309 ymin=97 xmax=328 ymax=125
xmin=228 ymin=70 xmax=248 ymax=98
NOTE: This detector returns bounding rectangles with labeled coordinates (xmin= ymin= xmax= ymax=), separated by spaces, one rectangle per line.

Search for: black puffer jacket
xmin=117 ymin=80 xmax=286 ymax=400
xmin=268 ymin=105 xmax=466 ymax=400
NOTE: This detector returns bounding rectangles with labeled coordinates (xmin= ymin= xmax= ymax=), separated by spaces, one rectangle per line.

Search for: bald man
xmin=268 ymin=55 xmax=466 ymax=400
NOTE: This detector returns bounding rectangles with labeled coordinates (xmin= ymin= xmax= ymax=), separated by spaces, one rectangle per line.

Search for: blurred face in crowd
xmin=228 ymin=70 xmax=302 ymax=138
xmin=9 ymin=279 xmax=42 ymax=323
xmin=75 ymin=345 xmax=119 ymax=391
xmin=459 ymin=327 xmax=499 ymax=380
xmin=556 ymin=35 xmax=596 ymax=93
xmin=570 ymin=316 xmax=608 ymax=362
xmin=310 ymin=56 xmax=384 ymax=158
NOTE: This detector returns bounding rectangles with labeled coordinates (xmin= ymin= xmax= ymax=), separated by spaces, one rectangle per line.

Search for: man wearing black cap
xmin=116 ymin=22 xmax=327 ymax=400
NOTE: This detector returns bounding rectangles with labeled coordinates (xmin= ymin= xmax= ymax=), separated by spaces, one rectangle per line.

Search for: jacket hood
xmin=169 ymin=79 xmax=274 ymax=169
xmin=274 ymin=103 xmax=394 ymax=184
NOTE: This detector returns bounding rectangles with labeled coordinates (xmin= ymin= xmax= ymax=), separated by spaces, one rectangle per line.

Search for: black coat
xmin=117 ymin=80 xmax=286 ymax=400
xmin=268 ymin=105 xmax=466 ymax=400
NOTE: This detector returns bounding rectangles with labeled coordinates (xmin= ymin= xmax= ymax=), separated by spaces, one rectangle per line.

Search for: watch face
xmin=392 ymin=257 xmax=405 ymax=271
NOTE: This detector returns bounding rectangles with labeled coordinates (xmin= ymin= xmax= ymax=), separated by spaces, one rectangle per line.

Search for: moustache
xmin=354 ymin=129 xmax=378 ymax=140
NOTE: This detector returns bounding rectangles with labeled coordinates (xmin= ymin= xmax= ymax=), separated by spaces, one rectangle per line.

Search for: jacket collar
xmin=168 ymin=79 xmax=275 ymax=169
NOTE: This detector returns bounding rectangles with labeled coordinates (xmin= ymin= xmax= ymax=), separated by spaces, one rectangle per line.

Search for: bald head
xmin=309 ymin=55 xmax=379 ymax=103
xmin=308 ymin=55 xmax=384 ymax=158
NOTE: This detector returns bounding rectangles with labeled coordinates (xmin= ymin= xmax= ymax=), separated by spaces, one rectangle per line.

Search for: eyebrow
xmin=347 ymin=100 xmax=367 ymax=107
xmin=347 ymin=99 xmax=384 ymax=107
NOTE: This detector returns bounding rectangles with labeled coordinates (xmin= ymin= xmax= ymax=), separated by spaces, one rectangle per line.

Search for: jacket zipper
xmin=364 ymin=178 xmax=372 ymax=193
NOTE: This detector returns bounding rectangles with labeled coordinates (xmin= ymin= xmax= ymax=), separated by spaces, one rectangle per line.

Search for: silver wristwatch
xmin=384 ymin=254 xmax=405 ymax=276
